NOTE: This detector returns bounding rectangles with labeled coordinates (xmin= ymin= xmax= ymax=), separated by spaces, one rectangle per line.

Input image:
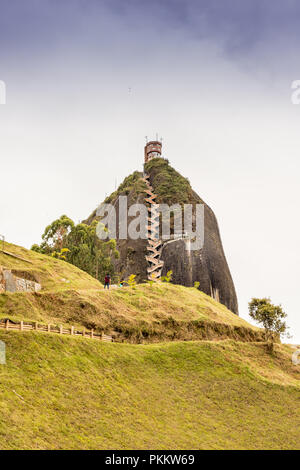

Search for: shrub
xmin=128 ymin=274 xmax=137 ymax=289
xmin=162 ymin=270 xmax=173 ymax=283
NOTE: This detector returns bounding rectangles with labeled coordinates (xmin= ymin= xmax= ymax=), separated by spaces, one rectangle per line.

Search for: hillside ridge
xmin=1 ymin=242 xmax=260 ymax=344
xmin=0 ymin=331 xmax=299 ymax=450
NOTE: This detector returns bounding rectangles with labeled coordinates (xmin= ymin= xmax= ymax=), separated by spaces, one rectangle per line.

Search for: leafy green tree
xmin=42 ymin=215 xmax=74 ymax=252
xmin=31 ymin=217 xmax=119 ymax=283
xmin=248 ymin=297 xmax=288 ymax=352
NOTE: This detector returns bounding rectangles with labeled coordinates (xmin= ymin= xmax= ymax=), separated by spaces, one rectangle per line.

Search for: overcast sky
xmin=0 ymin=0 xmax=300 ymax=342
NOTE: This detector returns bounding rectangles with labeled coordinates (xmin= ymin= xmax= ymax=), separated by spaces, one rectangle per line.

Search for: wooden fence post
xmin=48 ymin=324 xmax=51 ymax=332
xmin=82 ymin=328 xmax=85 ymax=337
xmin=5 ymin=319 xmax=9 ymax=330
xmin=60 ymin=325 xmax=63 ymax=335
xmin=20 ymin=321 xmax=23 ymax=331
xmin=91 ymin=329 xmax=94 ymax=339
xmin=71 ymin=326 xmax=74 ymax=335
xmin=34 ymin=322 xmax=38 ymax=330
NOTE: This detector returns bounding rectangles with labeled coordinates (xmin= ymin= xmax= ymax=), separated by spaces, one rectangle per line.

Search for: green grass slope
xmin=0 ymin=243 xmax=264 ymax=343
xmin=0 ymin=331 xmax=299 ymax=450
xmin=0 ymin=241 xmax=102 ymax=292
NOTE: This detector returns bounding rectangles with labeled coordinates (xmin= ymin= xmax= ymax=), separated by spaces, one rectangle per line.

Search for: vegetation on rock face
xmin=104 ymin=171 xmax=146 ymax=204
xmin=97 ymin=158 xmax=201 ymax=211
xmin=83 ymin=171 xmax=146 ymax=227
xmin=145 ymin=158 xmax=203 ymax=205
xmin=31 ymin=216 xmax=119 ymax=283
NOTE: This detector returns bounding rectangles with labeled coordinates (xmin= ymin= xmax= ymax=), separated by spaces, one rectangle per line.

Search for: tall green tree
xmin=32 ymin=216 xmax=119 ymax=283
xmin=32 ymin=215 xmax=74 ymax=255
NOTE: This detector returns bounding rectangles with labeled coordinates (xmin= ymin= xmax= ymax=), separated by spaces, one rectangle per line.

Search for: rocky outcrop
xmin=160 ymin=206 xmax=238 ymax=314
xmin=0 ymin=266 xmax=41 ymax=293
xmin=85 ymin=159 xmax=238 ymax=314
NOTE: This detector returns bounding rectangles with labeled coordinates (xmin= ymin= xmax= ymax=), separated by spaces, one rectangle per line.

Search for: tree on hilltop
xmin=248 ymin=297 xmax=289 ymax=352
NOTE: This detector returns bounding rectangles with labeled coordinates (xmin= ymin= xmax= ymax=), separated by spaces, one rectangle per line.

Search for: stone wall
xmin=0 ymin=267 xmax=41 ymax=293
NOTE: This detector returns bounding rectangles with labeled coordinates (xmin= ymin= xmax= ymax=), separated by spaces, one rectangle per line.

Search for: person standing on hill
xmin=104 ymin=273 xmax=111 ymax=289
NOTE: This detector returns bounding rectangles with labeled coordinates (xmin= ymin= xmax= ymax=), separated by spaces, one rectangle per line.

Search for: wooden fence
xmin=0 ymin=319 xmax=113 ymax=342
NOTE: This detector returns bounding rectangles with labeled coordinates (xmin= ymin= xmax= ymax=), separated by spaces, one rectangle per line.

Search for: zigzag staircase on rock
xmin=142 ymin=174 xmax=164 ymax=281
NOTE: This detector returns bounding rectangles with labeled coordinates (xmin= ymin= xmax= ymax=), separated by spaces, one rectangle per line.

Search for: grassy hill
xmin=1 ymin=242 xmax=299 ymax=450
xmin=0 ymin=331 xmax=299 ymax=450
xmin=0 ymin=241 xmax=101 ymax=292
xmin=0 ymin=242 xmax=263 ymax=343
